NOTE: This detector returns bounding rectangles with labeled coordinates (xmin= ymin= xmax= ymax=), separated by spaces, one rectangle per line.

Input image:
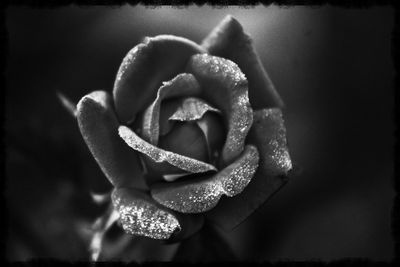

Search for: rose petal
xmin=251 ymin=109 xmax=292 ymax=174
xmin=158 ymin=98 xmax=180 ymax=137
xmin=151 ymin=145 xmax=259 ymax=214
xmin=159 ymin=122 xmax=209 ymax=167
xmin=142 ymin=158 xmax=187 ymax=186
xmin=112 ymin=188 xmax=204 ymax=242
xmin=119 ymin=125 xmax=217 ymax=174
xmin=141 ymin=73 xmax=201 ymax=145
xmin=140 ymin=120 xmax=211 ymax=183
xmin=77 ymin=91 xmax=146 ymax=189
xmin=113 ymin=35 xmax=206 ymax=123
xmin=111 ymin=188 xmax=181 ymax=240
xmin=205 ymin=108 xmax=292 ymax=230
xmin=186 ymin=54 xmax=253 ymax=165
xmin=201 ymin=15 xmax=284 ymax=109
xmin=168 ymin=97 xmax=220 ymax=122
xmin=196 ymin=112 xmax=226 ymax=165
xmin=162 ymin=173 xmax=190 ymax=182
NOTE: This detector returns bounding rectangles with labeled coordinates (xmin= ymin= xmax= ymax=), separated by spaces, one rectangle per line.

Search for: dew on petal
xmin=187 ymin=54 xmax=253 ymax=166
xmin=119 ymin=125 xmax=217 ymax=174
xmin=151 ymin=145 xmax=259 ymax=213
xmin=112 ymin=188 xmax=181 ymax=240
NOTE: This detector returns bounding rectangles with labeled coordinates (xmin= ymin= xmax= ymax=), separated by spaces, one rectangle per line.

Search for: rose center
xmin=140 ymin=97 xmax=225 ymax=182
xmin=158 ymin=97 xmax=225 ymax=164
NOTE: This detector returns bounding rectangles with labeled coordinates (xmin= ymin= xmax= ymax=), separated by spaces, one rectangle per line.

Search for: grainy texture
xmin=113 ymin=35 xmax=206 ymax=123
xmin=141 ymin=73 xmax=201 ymax=145
xmin=119 ymin=125 xmax=217 ymax=173
xmin=187 ymin=54 xmax=253 ymax=165
xmin=151 ymin=145 xmax=259 ymax=213
xmin=206 ymin=108 xmax=292 ymax=230
xmin=111 ymin=188 xmax=180 ymax=240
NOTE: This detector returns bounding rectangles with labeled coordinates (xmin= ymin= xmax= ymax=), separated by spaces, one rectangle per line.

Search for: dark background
xmin=5 ymin=6 xmax=394 ymax=261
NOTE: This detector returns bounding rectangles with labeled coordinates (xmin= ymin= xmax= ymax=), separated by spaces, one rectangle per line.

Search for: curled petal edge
xmin=168 ymin=97 xmax=221 ymax=122
xmin=141 ymin=73 xmax=201 ymax=145
xmin=111 ymin=188 xmax=181 ymax=240
xmin=186 ymin=54 xmax=253 ymax=166
xmin=76 ymin=91 xmax=146 ymax=189
xmin=113 ymin=35 xmax=206 ymax=123
xmin=201 ymin=15 xmax=284 ymax=109
xmin=151 ymin=145 xmax=259 ymax=214
xmin=119 ymin=125 xmax=217 ymax=174
xmin=205 ymin=108 xmax=292 ymax=230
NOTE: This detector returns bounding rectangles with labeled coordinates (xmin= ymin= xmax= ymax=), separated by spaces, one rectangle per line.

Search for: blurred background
xmin=6 ymin=5 xmax=394 ymax=261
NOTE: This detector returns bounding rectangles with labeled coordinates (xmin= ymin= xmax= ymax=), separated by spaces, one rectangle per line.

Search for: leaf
xmin=76 ymin=91 xmax=146 ymax=189
xmin=205 ymin=108 xmax=292 ymax=230
xmin=113 ymin=35 xmax=206 ymax=123
xmin=151 ymin=145 xmax=259 ymax=214
xmin=186 ymin=54 xmax=253 ymax=166
xmin=201 ymin=15 xmax=284 ymax=109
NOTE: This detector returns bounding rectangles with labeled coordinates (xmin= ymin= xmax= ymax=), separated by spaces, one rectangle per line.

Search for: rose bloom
xmin=76 ymin=15 xmax=292 ymax=242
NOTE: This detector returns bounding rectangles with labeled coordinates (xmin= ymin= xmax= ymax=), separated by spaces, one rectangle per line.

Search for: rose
xmin=75 ymin=15 xmax=292 ymax=242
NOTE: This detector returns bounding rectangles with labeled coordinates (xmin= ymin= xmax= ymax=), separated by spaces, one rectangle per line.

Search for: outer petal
xmin=186 ymin=54 xmax=253 ymax=165
xmin=151 ymin=145 xmax=259 ymax=214
xmin=111 ymin=188 xmax=180 ymax=240
xmin=77 ymin=91 xmax=145 ymax=189
xmin=205 ymin=108 xmax=292 ymax=230
xmin=113 ymin=35 xmax=206 ymax=123
xmin=119 ymin=125 xmax=217 ymax=173
xmin=201 ymin=15 xmax=284 ymax=109
xmin=141 ymin=73 xmax=201 ymax=145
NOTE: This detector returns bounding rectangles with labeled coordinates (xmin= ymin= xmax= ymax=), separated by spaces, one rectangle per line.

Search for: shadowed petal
xmin=159 ymin=122 xmax=209 ymax=165
xmin=119 ymin=125 xmax=217 ymax=174
xmin=186 ymin=54 xmax=253 ymax=165
xmin=201 ymin=15 xmax=284 ymax=109
xmin=205 ymin=108 xmax=292 ymax=230
xmin=77 ymin=91 xmax=146 ymax=189
xmin=142 ymin=159 xmax=189 ymax=185
xmin=113 ymin=35 xmax=206 ymax=123
xmin=111 ymin=188 xmax=181 ymax=240
xmin=151 ymin=145 xmax=259 ymax=213
xmin=141 ymin=73 xmax=201 ymax=145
